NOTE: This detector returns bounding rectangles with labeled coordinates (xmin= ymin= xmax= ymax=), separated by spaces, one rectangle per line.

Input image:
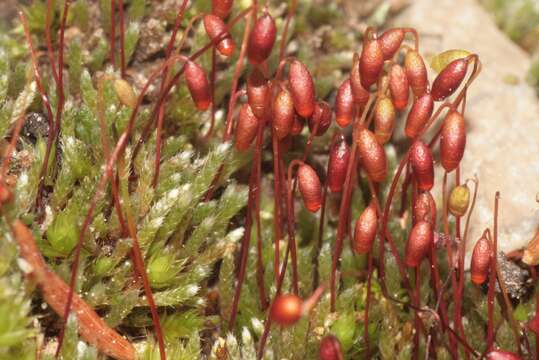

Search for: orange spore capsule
xmin=389 ymin=63 xmax=410 ymax=111
xmin=288 ymin=59 xmax=316 ymax=118
xmin=409 ymin=140 xmax=434 ymax=191
xmin=319 ymin=335 xmax=344 ymax=360
xmin=247 ymin=12 xmax=277 ymax=65
xmin=405 ymin=93 xmax=433 ymax=139
xmin=247 ymin=68 xmax=269 ymax=119
xmin=335 ymin=78 xmax=354 ymax=128
xmin=373 ymin=96 xmax=396 ymax=145
xmin=485 ymin=350 xmax=521 ymax=360
xmin=353 ymin=200 xmax=378 ymax=254
xmin=184 ymin=60 xmax=211 ymax=111
xmin=404 ymin=50 xmax=428 ymax=97
xmin=356 ymin=128 xmax=387 ymax=183
xmin=431 ymin=58 xmax=468 ymax=101
xmin=327 ymin=135 xmax=350 ymax=193
xmin=378 ymin=28 xmax=405 ymax=60
xmin=272 ymin=88 xmax=295 ymax=139
xmin=470 ymin=235 xmax=491 ymax=285
xmin=211 ymin=0 xmax=234 ymax=19
xmin=235 ymin=103 xmax=259 ymax=151
xmin=405 ymin=220 xmax=433 ymax=267
xmin=298 ymin=163 xmax=322 ymax=213
xmin=359 ymin=38 xmax=384 ymax=89
xmin=203 ymin=14 xmax=235 ymax=57
xmin=290 ymin=115 xmax=305 ymax=136
xmin=270 ymin=294 xmax=302 ymax=327
xmin=308 ymin=101 xmax=332 ymax=136
xmin=413 ymin=191 xmax=436 ymax=226
xmin=350 ymin=54 xmax=370 ymax=107
xmin=440 ymin=110 xmax=466 ymax=172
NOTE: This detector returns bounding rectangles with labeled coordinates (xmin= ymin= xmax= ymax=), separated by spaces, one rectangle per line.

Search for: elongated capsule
xmin=247 ymin=12 xmax=277 ymax=65
xmin=409 ymin=140 xmax=434 ymax=191
xmin=335 ymin=79 xmax=354 ymax=127
xmin=405 ymin=93 xmax=433 ymax=138
xmin=272 ymin=88 xmax=295 ymax=139
xmin=374 ymin=96 xmax=396 ymax=144
xmin=413 ymin=191 xmax=436 ymax=225
xmin=247 ymin=69 xmax=269 ymax=119
xmin=203 ymin=14 xmax=235 ymax=57
xmin=184 ymin=60 xmax=211 ymax=111
xmin=485 ymin=351 xmax=522 ymax=360
xmin=404 ymin=50 xmax=428 ymax=97
xmin=470 ymin=235 xmax=491 ymax=285
xmin=431 ymin=58 xmax=468 ymax=101
xmin=270 ymin=294 xmax=302 ymax=326
xmin=350 ymin=54 xmax=370 ymax=107
xmin=356 ymin=128 xmax=387 ymax=182
xmin=405 ymin=220 xmax=433 ymax=267
xmin=378 ymin=28 xmax=405 ymax=60
xmin=448 ymin=184 xmax=470 ymax=217
xmin=327 ymin=135 xmax=350 ymax=193
xmin=113 ymin=79 xmax=137 ymax=109
xmin=440 ymin=111 xmax=466 ymax=172
xmin=288 ymin=60 xmax=315 ymax=118
xmin=290 ymin=115 xmax=305 ymax=136
xmin=212 ymin=0 xmax=234 ymax=19
xmin=319 ymin=335 xmax=344 ymax=360
xmin=360 ymin=38 xmax=384 ymax=89
xmin=389 ymin=64 xmax=409 ymax=110
xmin=235 ymin=104 xmax=259 ymax=151
xmin=308 ymin=101 xmax=332 ymax=136
xmin=298 ymin=164 xmax=322 ymax=212
xmin=353 ymin=201 xmax=378 ymax=254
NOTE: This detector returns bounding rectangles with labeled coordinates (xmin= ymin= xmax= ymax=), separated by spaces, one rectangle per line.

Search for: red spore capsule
xmin=405 ymin=220 xmax=433 ymax=267
xmin=203 ymin=14 xmax=235 ymax=57
xmin=290 ymin=115 xmax=305 ymax=136
xmin=440 ymin=110 xmax=466 ymax=172
xmin=272 ymin=88 xmax=295 ymax=139
xmin=350 ymin=54 xmax=370 ymax=107
xmin=247 ymin=68 xmax=269 ymax=119
xmin=413 ymin=191 xmax=436 ymax=226
xmin=378 ymin=28 xmax=405 ymax=60
xmin=353 ymin=201 xmax=378 ymax=254
xmin=247 ymin=12 xmax=276 ymax=65
xmin=288 ymin=59 xmax=315 ymax=118
xmin=373 ymin=96 xmax=396 ymax=145
xmin=389 ymin=63 xmax=410 ymax=110
xmin=184 ymin=60 xmax=211 ymax=111
xmin=211 ymin=0 xmax=234 ymax=19
xmin=431 ymin=58 xmax=468 ymax=101
xmin=270 ymin=294 xmax=302 ymax=327
xmin=235 ymin=103 xmax=259 ymax=151
xmin=319 ymin=335 xmax=344 ymax=360
xmin=308 ymin=101 xmax=332 ymax=136
xmin=327 ymin=135 xmax=350 ymax=193
xmin=485 ymin=350 xmax=522 ymax=360
xmin=470 ymin=235 xmax=491 ymax=285
xmin=409 ymin=140 xmax=434 ymax=191
xmin=404 ymin=50 xmax=428 ymax=97
xmin=298 ymin=164 xmax=322 ymax=213
xmin=405 ymin=93 xmax=433 ymax=138
xmin=356 ymin=128 xmax=387 ymax=183
xmin=335 ymin=78 xmax=354 ymax=128
xmin=359 ymin=38 xmax=384 ymax=89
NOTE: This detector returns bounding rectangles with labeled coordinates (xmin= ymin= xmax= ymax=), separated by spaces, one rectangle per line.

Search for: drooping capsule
xmin=235 ymin=104 xmax=259 ymax=151
xmin=288 ymin=59 xmax=316 ymax=118
xmin=405 ymin=93 xmax=433 ymax=138
xmin=270 ymin=294 xmax=302 ymax=327
xmin=485 ymin=350 xmax=522 ymax=360
xmin=272 ymin=88 xmax=295 ymax=139
xmin=308 ymin=101 xmax=332 ymax=136
xmin=319 ymin=335 xmax=344 ymax=360
xmin=298 ymin=164 xmax=322 ymax=212
xmin=350 ymin=54 xmax=370 ymax=107
xmin=470 ymin=235 xmax=491 ymax=285
xmin=353 ymin=201 xmax=378 ymax=254
xmin=356 ymin=128 xmax=387 ymax=183
xmin=373 ymin=96 xmax=396 ymax=145
xmin=359 ymin=38 xmax=384 ymax=89
xmin=378 ymin=28 xmax=405 ymax=60
xmin=247 ymin=12 xmax=277 ymax=65
xmin=389 ymin=63 xmax=410 ymax=111
xmin=184 ymin=60 xmax=212 ymax=111
xmin=405 ymin=220 xmax=433 ymax=267
xmin=409 ymin=140 xmax=434 ymax=191
xmin=440 ymin=111 xmax=466 ymax=172
xmin=203 ymin=14 xmax=235 ymax=57
xmin=413 ymin=191 xmax=436 ymax=225
xmin=211 ymin=0 xmax=234 ymax=19
xmin=448 ymin=184 xmax=470 ymax=217
xmin=404 ymin=50 xmax=428 ymax=97
xmin=327 ymin=135 xmax=350 ymax=193
xmin=431 ymin=58 xmax=468 ymax=101
xmin=247 ymin=68 xmax=269 ymax=119
xmin=335 ymin=78 xmax=354 ymax=128
xmin=290 ymin=115 xmax=305 ymax=136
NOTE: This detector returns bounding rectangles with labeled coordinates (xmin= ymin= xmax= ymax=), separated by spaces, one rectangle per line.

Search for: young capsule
xmin=431 ymin=58 xmax=468 ymax=101
xmin=272 ymin=88 xmax=295 ymax=139
xmin=359 ymin=38 xmax=384 ymax=89
xmin=288 ymin=59 xmax=315 ymax=118
xmin=327 ymin=135 xmax=350 ymax=193
xmin=319 ymin=335 xmax=344 ymax=360
xmin=350 ymin=54 xmax=370 ymax=107
xmin=388 ymin=63 xmax=410 ymax=111
xmin=203 ymin=14 xmax=235 ymax=57
xmin=235 ymin=104 xmax=259 ymax=151
xmin=211 ymin=0 xmax=234 ymax=19
xmin=356 ymin=128 xmax=387 ymax=183
xmin=404 ymin=50 xmax=428 ymax=97
xmin=440 ymin=111 xmax=466 ymax=172
xmin=298 ymin=164 xmax=322 ymax=212
xmin=184 ymin=60 xmax=212 ymax=111
xmin=373 ymin=96 xmax=396 ymax=145
xmin=335 ymin=78 xmax=354 ymax=128
xmin=405 ymin=220 xmax=433 ymax=267
xmin=413 ymin=191 xmax=436 ymax=225
xmin=470 ymin=235 xmax=491 ymax=285
xmin=353 ymin=201 xmax=378 ymax=254
xmin=378 ymin=28 xmax=405 ymax=60
xmin=448 ymin=184 xmax=470 ymax=217
xmin=247 ymin=68 xmax=269 ymax=119
xmin=247 ymin=12 xmax=277 ymax=65
xmin=308 ymin=101 xmax=332 ymax=136
xmin=409 ymin=140 xmax=434 ymax=191
xmin=113 ymin=79 xmax=137 ymax=109
xmin=290 ymin=115 xmax=305 ymax=136
xmin=405 ymin=93 xmax=434 ymax=138
xmin=270 ymin=294 xmax=302 ymax=326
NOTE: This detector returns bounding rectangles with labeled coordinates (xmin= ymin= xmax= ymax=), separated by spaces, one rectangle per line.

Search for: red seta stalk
xmin=110 ymin=0 xmax=116 ymax=68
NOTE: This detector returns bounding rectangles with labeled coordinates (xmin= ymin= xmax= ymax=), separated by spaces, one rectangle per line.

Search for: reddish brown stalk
xmin=118 ymin=0 xmax=126 ymax=77
xmin=486 ymin=231 xmax=496 ymax=352
xmin=278 ymin=0 xmax=297 ymax=62
xmin=110 ymin=0 xmax=116 ymax=68
xmin=203 ymin=47 xmax=217 ymax=139
xmin=45 ymin=0 xmax=59 ymax=85
xmin=365 ymin=251 xmax=373 ymax=358
xmin=413 ymin=267 xmax=421 ymax=360
xmin=271 ymin=132 xmax=283 ymax=283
